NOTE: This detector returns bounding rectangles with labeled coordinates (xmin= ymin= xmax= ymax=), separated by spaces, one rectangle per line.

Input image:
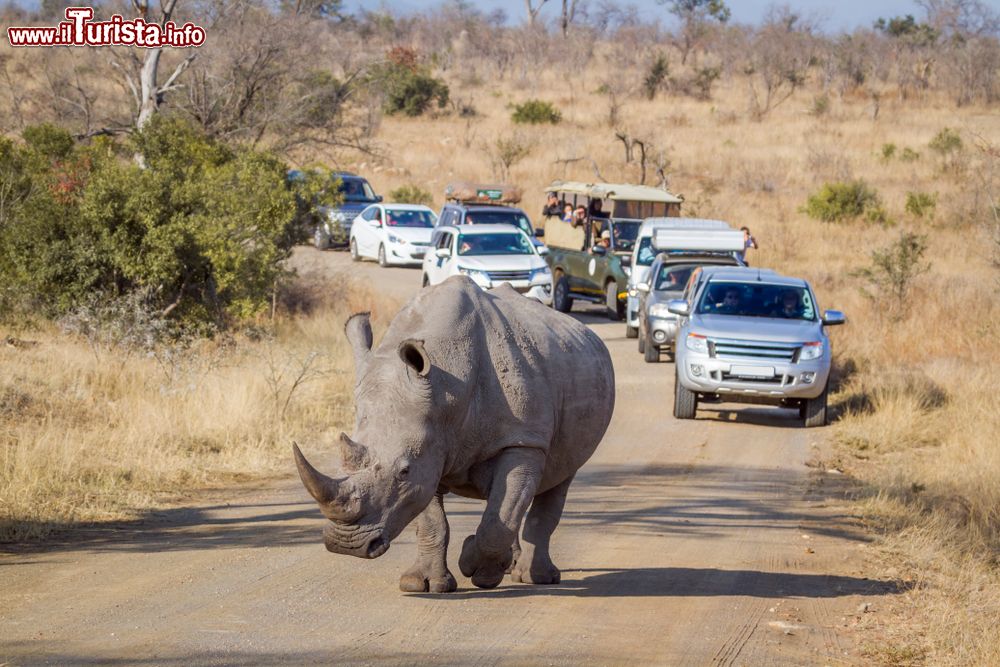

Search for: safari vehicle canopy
xmin=444 ymin=182 xmax=523 ymax=206
xmin=543 ymin=181 xmax=683 ymax=253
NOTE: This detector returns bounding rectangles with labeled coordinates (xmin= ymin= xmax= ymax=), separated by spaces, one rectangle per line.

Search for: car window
xmin=339 ymin=178 xmax=377 ymax=202
xmin=361 ymin=207 xmax=376 ymax=221
xmin=385 ymin=209 xmax=435 ymax=228
xmin=655 ymin=265 xmax=694 ymax=291
xmin=611 ymin=221 xmax=641 ymax=252
xmin=462 ymin=210 xmax=533 ymax=236
xmin=457 ymin=232 xmax=534 ymax=256
xmin=636 ymin=236 xmax=656 ymax=266
xmin=437 ymin=232 xmax=452 ymax=250
xmin=696 ymin=282 xmax=816 ymax=320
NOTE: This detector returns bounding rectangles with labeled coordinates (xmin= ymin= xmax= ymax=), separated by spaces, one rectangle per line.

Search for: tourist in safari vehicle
xmin=541 ymin=181 xmax=683 ymax=320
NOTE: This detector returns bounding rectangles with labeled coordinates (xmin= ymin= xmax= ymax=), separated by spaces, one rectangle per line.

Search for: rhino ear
xmin=398 ymin=339 xmax=431 ymax=378
xmin=344 ymin=312 xmax=373 ymax=378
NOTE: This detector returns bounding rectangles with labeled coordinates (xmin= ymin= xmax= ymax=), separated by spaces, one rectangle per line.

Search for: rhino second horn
xmin=339 ymin=432 xmax=372 ymax=471
xmin=292 ymin=443 xmax=363 ymax=522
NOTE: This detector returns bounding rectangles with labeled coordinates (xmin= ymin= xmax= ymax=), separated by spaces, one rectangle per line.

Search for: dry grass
xmin=0 ymin=279 xmax=398 ymax=542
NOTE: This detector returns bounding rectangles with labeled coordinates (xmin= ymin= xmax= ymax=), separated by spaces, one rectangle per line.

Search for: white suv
xmin=422 ymin=224 xmax=552 ymax=305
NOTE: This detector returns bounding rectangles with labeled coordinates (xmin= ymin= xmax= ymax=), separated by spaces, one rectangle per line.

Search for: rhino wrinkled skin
xmin=294 ymin=275 xmax=615 ymax=592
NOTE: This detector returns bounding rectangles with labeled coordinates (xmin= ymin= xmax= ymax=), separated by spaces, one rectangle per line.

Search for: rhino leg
xmin=399 ymin=492 xmax=457 ymax=593
xmin=510 ymin=475 xmax=573 ymax=585
xmin=459 ymin=448 xmax=544 ymax=589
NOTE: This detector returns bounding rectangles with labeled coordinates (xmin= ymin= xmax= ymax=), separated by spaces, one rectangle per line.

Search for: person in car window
xmin=542 ymin=192 xmax=562 ymax=220
xmin=562 ymin=204 xmax=574 ymax=224
xmin=774 ymin=289 xmax=804 ymax=318
xmin=738 ymin=226 xmax=758 ymax=263
xmin=573 ymin=206 xmax=587 ymax=228
xmin=717 ymin=288 xmax=742 ymax=314
xmin=590 ymin=200 xmax=609 ymax=218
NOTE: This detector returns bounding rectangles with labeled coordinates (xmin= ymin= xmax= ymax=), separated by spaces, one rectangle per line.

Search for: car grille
xmin=708 ymin=337 xmax=799 ymax=361
xmin=488 ymin=270 xmax=531 ymax=282
xmin=716 ymin=371 xmax=792 ymax=385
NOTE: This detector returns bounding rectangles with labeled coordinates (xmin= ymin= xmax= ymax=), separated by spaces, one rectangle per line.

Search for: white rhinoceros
xmin=294 ymin=275 xmax=615 ymax=591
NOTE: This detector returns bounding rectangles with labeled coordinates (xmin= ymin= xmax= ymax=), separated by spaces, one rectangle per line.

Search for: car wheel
xmin=313 ymin=226 xmax=330 ymax=251
xmin=553 ymin=274 xmax=573 ymax=313
xmin=378 ymin=244 xmax=387 ymax=267
xmin=673 ymin=368 xmax=697 ymax=419
xmin=605 ymin=282 xmax=623 ymax=321
xmin=625 ymin=325 xmax=639 ymax=339
xmin=802 ymin=383 xmax=829 ymax=428
xmin=350 ymin=238 xmax=360 ymax=262
xmin=638 ymin=331 xmax=646 ymax=354
xmin=422 ymin=273 xmax=430 ymax=287
xmin=644 ymin=331 xmax=659 ymax=363
xmin=664 ymin=349 xmax=676 ymax=363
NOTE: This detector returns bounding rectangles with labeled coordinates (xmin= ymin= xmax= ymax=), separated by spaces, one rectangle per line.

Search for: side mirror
xmin=534 ymin=228 xmax=545 ymax=238
xmin=591 ymin=245 xmax=607 ymax=256
xmin=822 ymin=309 xmax=846 ymax=326
xmin=667 ymin=299 xmax=690 ymax=317
xmin=375 ymin=195 xmax=384 ymax=202
xmin=620 ymin=255 xmax=632 ymax=267
xmin=636 ymin=282 xmax=650 ymax=293
xmin=435 ymin=247 xmax=451 ymax=259
xmin=537 ymin=245 xmax=550 ymax=256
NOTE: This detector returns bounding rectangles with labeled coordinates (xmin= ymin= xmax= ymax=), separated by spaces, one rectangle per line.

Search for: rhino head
xmin=293 ymin=312 xmax=444 ymax=559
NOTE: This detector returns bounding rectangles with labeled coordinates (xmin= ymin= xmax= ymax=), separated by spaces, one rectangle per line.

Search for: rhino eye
xmin=397 ymin=465 xmax=410 ymax=481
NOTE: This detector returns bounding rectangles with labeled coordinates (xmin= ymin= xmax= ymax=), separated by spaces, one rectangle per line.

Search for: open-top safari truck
xmin=542 ymin=181 xmax=683 ymax=319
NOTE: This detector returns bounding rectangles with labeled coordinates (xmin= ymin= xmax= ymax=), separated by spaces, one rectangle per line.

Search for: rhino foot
xmin=510 ymin=560 xmax=561 ymax=585
xmin=459 ymin=535 xmax=512 ymax=589
xmin=399 ymin=569 xmax=457 ymax=594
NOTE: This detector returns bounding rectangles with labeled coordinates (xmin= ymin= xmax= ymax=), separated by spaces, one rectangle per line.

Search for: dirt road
xmin=1 ymin=248 xmax=898 ymax=666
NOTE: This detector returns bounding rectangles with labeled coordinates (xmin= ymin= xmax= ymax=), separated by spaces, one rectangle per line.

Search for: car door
xmin=354 ymin=206 xmax=376 ymax=257
xmin=367 ymin=206 xmax=384 ymax=256
xmin=426 ymin=231 xmax=452 ymax=285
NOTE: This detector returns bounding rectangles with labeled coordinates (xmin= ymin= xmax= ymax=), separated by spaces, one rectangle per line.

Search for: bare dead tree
xmin=561 ymin=0 xmax=580 ymax=36
xmin=524 ymin=0 xmax=549 ymax=27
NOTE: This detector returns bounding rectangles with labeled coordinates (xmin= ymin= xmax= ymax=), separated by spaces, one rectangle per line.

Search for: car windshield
xmin=385 ymin=209 xmax=435 ymax=228
xmin=696 ymin=282 xmax=816 ymax=321
xmin=654 ymin=264 xmax=696 ymax=291
xmin=338 ymin=178 xmax=377 ymax=202
xmin=610 ymin=221 xmax=640 ymax=252
xmin=636 ymin=237 xmax=656 ymax=266
xmin=462 ymin=210 xmax=533 ymax=236
xmin=457 ymin=232 xmax=534 ymax=256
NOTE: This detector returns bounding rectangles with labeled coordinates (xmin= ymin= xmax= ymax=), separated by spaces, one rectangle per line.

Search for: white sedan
xmin=422 ymin=224 xmax=552 ymax=305
xmin=349 ymin=204 xmax=437 ymax=267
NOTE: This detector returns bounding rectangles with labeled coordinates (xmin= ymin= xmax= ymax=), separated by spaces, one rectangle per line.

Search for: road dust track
xmin=0 ymin=248 xmax=900 ymax=666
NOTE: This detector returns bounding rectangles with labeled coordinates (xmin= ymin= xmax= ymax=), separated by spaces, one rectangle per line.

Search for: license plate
xmin=729 ymin=365 xmax=775 ymax=379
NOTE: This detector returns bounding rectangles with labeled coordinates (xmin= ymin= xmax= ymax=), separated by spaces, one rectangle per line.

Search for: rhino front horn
xmin=292 ymin=443 xmax=362 ymax=522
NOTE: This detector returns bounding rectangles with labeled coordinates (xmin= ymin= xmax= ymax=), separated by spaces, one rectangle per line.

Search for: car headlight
xmin=387 ymin=233 xmax=403 ymax=244
xmin=458 ymin=267 xmax=491 ymax=284
xmin=529 ymin=266 xmax=551 ymax=283
xmin=649 ymin=303 xmax=674 ymax=319
xmin=799 ymin=341 xmax=824 ymax=361
xmin=685 ymin=333 xmax=708 ymax=353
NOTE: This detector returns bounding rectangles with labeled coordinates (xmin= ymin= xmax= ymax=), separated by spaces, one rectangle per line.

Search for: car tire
xmin=553 ymin=275 xmax=573 ymax=313
xmin=605 ymin=282 xmax=623 ymax=321
xmin=802 ymin=383 xmax=829 ymax=428
xmin=673 ymin=368 xmax=698 ymax=419
xmin=422 ymin=273 xmax=430 ymax=288
xmin=314 ymin=226 xmax=330 ymax=251
xmin=626 ymin=325 xmax=639 ymax=339
xmin=665 ymin=349 xmax=676 ymax=363
xmin=377 ymin=244 xmax=387 ymax=267
xmin=350 ymin=238 xmax=360 ymax=262
xmin=644 ymin=332 xmax=659 ymax=363
xmin=638 ymin=332 xmax=646 ymax=354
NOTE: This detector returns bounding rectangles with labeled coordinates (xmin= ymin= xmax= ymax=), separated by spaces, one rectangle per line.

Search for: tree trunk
xmin=136 ymin=48 xmax=163 ymax=129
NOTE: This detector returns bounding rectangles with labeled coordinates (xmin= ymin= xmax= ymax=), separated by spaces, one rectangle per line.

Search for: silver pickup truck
xmin=670 ymin=267 xmax=845 ymax=427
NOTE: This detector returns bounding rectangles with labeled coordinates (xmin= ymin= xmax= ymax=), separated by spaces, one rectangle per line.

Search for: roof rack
xmin=445 ymin=181 xmax=522 ymax=205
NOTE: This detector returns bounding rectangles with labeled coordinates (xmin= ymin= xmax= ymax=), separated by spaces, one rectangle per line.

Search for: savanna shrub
xmin=0 ymin=117 xmax=300 ymax=328
xmin=370 ymin=51 xmax=449 ymax=117
xmin=804 ymin=180 xmax=883 ymax=223
xmin=511 ymin=99 xmax=562 ymax=125
xmin=389 ymin=184 xmax=434 ymax=206
xmin=905 ymin=191 xmax=937 ymax=218
xmin=853 ymin=231 xmax=929 ymax=320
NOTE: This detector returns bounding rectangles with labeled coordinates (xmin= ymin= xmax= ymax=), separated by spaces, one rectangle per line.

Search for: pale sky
xmin=348 ymin=0 xmax=1000 ymax=32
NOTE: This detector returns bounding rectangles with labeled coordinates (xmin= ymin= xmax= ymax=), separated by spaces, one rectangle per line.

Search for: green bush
xmin=511 ymin=99 xmax=562 ymax=125
xmin=389 ymin=184 xmax=434 ymax=207
xmin=0 ymin=117 xmax=299 ymax=328
xmin=803 ymin=180 xmax=883 ymax=223
xmin=643 ymin=54 xmax=669 ymax=100
xmin=929 ymin=127 xmax=962 ymax=156
xmin=905 ymin=191 xmax=937 ymax=218
xmin=900 ymin=147 xmax=921 ymax=162
xmin=853 ymin=231 xmax=929 ymax=320
xmin=810 ymin=94 xmax=830 ymax=116
xmin=881 ymin=143 xmax=897 ymax=161
xmin=370 ymin=50 xmax=449 ymax=117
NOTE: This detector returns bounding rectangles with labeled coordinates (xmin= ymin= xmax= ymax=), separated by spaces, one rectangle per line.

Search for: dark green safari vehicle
xmin=542 ymin=181 xmax=683 ymax=319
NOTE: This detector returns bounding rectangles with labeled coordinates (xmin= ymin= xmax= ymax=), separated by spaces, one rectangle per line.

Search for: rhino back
xmin=375 ymin=277 xmax=614 ymax=490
